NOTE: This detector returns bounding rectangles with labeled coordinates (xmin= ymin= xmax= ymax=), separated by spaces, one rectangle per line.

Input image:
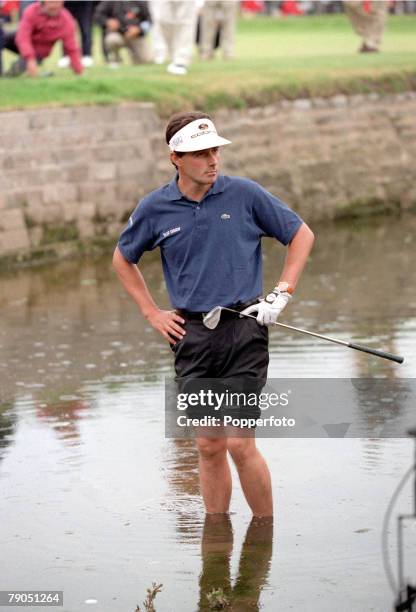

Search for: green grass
xmin=1 ymin=14 xmax=416 ymax=114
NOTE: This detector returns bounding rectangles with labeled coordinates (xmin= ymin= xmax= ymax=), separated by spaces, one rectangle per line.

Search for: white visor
xmin=168 ymin=118 xmax=231 ymax=152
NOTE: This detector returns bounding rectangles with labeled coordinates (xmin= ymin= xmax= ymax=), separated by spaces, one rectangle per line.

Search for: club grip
xmin=348 ymin=342 xmax=404 ymax=364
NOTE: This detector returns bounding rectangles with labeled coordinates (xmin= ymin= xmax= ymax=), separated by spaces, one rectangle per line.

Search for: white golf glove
xmin=241 ymin=286 xmax=292 ymax=326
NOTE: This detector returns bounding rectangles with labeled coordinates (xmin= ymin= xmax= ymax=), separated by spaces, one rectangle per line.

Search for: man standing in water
xmin=113 ymin=111 xmax=314 ymax=517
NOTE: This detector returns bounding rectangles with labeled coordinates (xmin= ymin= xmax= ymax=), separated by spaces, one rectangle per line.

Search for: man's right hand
xmin=26 ymin=59 xmax=38 ymax=77
xmin=146 ymin=309 xmax=186 ymax=345
xmin=106 ymin=18 xmax=120 ymax=31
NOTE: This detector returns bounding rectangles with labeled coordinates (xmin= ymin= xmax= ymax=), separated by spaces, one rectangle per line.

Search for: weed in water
xmin=206 ymin=587 xmax=230 ymax=610
xmin=135 ymin=582 xmax=163 ymax=612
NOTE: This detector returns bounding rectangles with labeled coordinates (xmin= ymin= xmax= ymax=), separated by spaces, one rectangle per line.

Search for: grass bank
xmin=0 ymin=14 xmax=415 ymax=115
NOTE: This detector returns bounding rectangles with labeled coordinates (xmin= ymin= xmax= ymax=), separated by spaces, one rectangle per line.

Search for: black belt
xmin=177 ymin=299 xmax=259 ymax=321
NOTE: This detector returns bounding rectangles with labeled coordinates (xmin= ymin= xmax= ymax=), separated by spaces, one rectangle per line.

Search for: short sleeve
xmin=117 ymin=201 xmax=156 ymax=264
xmin=250 ymin=181 xmax=303 ymax=245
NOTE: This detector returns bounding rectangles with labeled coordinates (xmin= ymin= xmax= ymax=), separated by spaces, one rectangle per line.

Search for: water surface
xmin=1 ymin=214 xmax=415 ymax=611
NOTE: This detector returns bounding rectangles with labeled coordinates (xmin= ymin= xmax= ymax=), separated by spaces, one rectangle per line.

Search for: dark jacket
xmin=94 ymin=1 xmax=151 ymax=36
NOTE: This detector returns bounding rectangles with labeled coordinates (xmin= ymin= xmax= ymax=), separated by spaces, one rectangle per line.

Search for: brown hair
xmin=165 ymin=111 xmax=212 ymax=148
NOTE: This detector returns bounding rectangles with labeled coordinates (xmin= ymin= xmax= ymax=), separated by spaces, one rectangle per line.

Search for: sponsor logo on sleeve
xmin=162 ymin=226 xmax=181 ymax=238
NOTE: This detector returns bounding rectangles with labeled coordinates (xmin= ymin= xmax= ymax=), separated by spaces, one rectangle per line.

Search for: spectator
xmin=19 ymin=1 xmax=37 ymax=16
xmin=59 ymin=1 xmax=94 ymax=68
xmin=1 ymin=0 xmax=18 ymax=21
xmin=264 ymin=1 xmax=280 ymax=16
xmin=312 ymin=1 xmax=343 ymax=14
xmin=150 ymin=0 xmax=198 ymax=75
xmin=280 ymin=1 xmax=304 ymax=15
xmin=199 ymin=0 xmax=238 ymax=61
xmin=0 ymin=19 xmax=3 ymax=76
xmin=241 ymin=0 xmax=264 ymax=16
xmin=3 ymin=0 xmax=82 ymax=77
xmin=344 ymin=0 xmax=388 ymax=53
xmin=94 ymin=1 xmax=152 ymax=68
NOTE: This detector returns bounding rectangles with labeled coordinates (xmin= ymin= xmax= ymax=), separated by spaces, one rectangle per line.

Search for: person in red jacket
xmin=3 ymin=0 xmax=82 ymax=77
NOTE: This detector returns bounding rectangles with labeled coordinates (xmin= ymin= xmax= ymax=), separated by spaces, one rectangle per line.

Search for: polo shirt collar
xmin=166 ymin=174 xmax=226 ymax=201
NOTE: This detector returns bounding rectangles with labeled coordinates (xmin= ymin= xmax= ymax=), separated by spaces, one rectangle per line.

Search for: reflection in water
xmin=0 ymin=402 xmax=16 ymax=461
xmin=199 ymin=514 xmax=273 ymax=612
xmin=164 ymin=439 xmax=274 ymax=610
xmin=36 ymin=398 xmax=90 ymax=446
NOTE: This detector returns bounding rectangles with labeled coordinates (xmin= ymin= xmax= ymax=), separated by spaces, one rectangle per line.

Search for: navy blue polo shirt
xmin=117 ymin=175 xmax=303 ymax=311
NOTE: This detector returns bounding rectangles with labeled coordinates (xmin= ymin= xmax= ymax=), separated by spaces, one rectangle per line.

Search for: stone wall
xmin=1 ymin=93 xmax=415 ymax=264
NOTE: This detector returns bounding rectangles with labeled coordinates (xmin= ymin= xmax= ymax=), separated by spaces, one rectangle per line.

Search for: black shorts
xmin=171 ymin=314 xmax=269 ymax=425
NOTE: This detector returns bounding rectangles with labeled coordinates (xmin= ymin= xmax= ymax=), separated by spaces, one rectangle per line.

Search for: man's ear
xmin=170 ymin=151 xmax=180 ymax=167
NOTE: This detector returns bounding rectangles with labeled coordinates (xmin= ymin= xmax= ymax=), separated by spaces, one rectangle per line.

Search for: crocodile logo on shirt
xmin=221 ymin=214 xmax=231 ymax=220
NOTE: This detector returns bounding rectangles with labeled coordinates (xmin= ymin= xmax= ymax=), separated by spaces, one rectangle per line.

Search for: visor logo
xmin=191 ymin=129 xmax=213 ymax=139
xmin=171 ymin=135 xmax=183 ymax=148
xmin=221 ymin=214 xmax=231 ymax=220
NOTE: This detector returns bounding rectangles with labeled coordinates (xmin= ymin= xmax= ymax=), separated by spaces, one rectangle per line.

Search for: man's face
xmin=42 ymin=0 xmax=64 ymax=17
xmin=172 ymin=147 xmax=220 ymax=187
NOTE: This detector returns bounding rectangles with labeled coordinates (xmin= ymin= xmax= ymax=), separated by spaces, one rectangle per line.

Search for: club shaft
xmin=223 ymin=308 xmax=404 ymax=364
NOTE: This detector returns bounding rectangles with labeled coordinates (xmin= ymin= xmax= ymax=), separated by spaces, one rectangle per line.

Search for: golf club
xmin=203 ymin=306 xmax=404 ymax=364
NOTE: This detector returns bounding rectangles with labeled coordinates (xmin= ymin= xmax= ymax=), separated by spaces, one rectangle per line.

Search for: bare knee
xmin=196 ymin=437 xmax=228 ymax=462
xmin=227 ymin=438 xmax=256 ymax=467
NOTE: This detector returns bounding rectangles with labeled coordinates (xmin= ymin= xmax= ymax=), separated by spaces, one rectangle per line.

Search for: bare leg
xmin=195 ymin=433 xmax=232 ymax=513
xmin=227 ymin=435 xmax=273 ymax=517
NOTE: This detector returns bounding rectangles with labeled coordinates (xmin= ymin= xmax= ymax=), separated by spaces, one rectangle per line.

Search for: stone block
xmin=79 ymin=181 xmax=116 ymax=203
xmin=4 ymin=189 xmax=43 ymax=211
xmin=62 ymin=202 xmax=79 ymax=222
xmin=0 ymin=111 xmax=30 ymax=133
xmin=117 ymin=180 xmax=141 ymax=204
xmin=401 ymin=187 xmax=416 ymax=211
xmin=28 ymin=108 xmax=73 ymax=130
xmin=107 ymin=221 xmax=124 ymax=236
xmin=117 ymin=160 xmax=141 ymax=178
xmin=0 ymin=228 xmax=30 ymax=253
xmin=0 ymin=209 xmax=26 ymax=231
xmin=43 ymin=183 xmax=78 ymax=205
xmin=28 ymin=226 xmax=42 ymax=247
xmin=91 ymin=163 xmax=117 ymax=181
xmin=114 ymin=102 xmax=157 ymax=126
xmin=78 ymin=218 xmax=95 ymax=238
xmin=64 ymin=164 xmax=89 ymax=183
xmin=92 ymin=145 xmax=123 ymax=163
xmin=78 ymin=202 xmax=96 ymax=219
xmin=95 ymin=200 xmax=117 ymax=220
xmin=54 ymin=125 xmax=96 ymax=148
xmin=55 ymin=147 xmax=88 ymax=164
xmin=330 ymin=95 xmax=348 ymax=108
xmin=41 ymin=204 xmax=65 ymax=224
xmin=24 ymin=190 xmax=44 ymax=208
xmin=73 ymin=105 xmax=117 ymax=126
xmin=348 ymin=95 xmax=366 ymax=106
xmin=4 ymin=192 xmax=19 ymax=209
xmin=24 ymin=204 xmax=44 ymax=225
xmin=110 ymin=123 xmax=144 ymax=143
xmin=3 ymin=152 xmax=28 ymax=170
